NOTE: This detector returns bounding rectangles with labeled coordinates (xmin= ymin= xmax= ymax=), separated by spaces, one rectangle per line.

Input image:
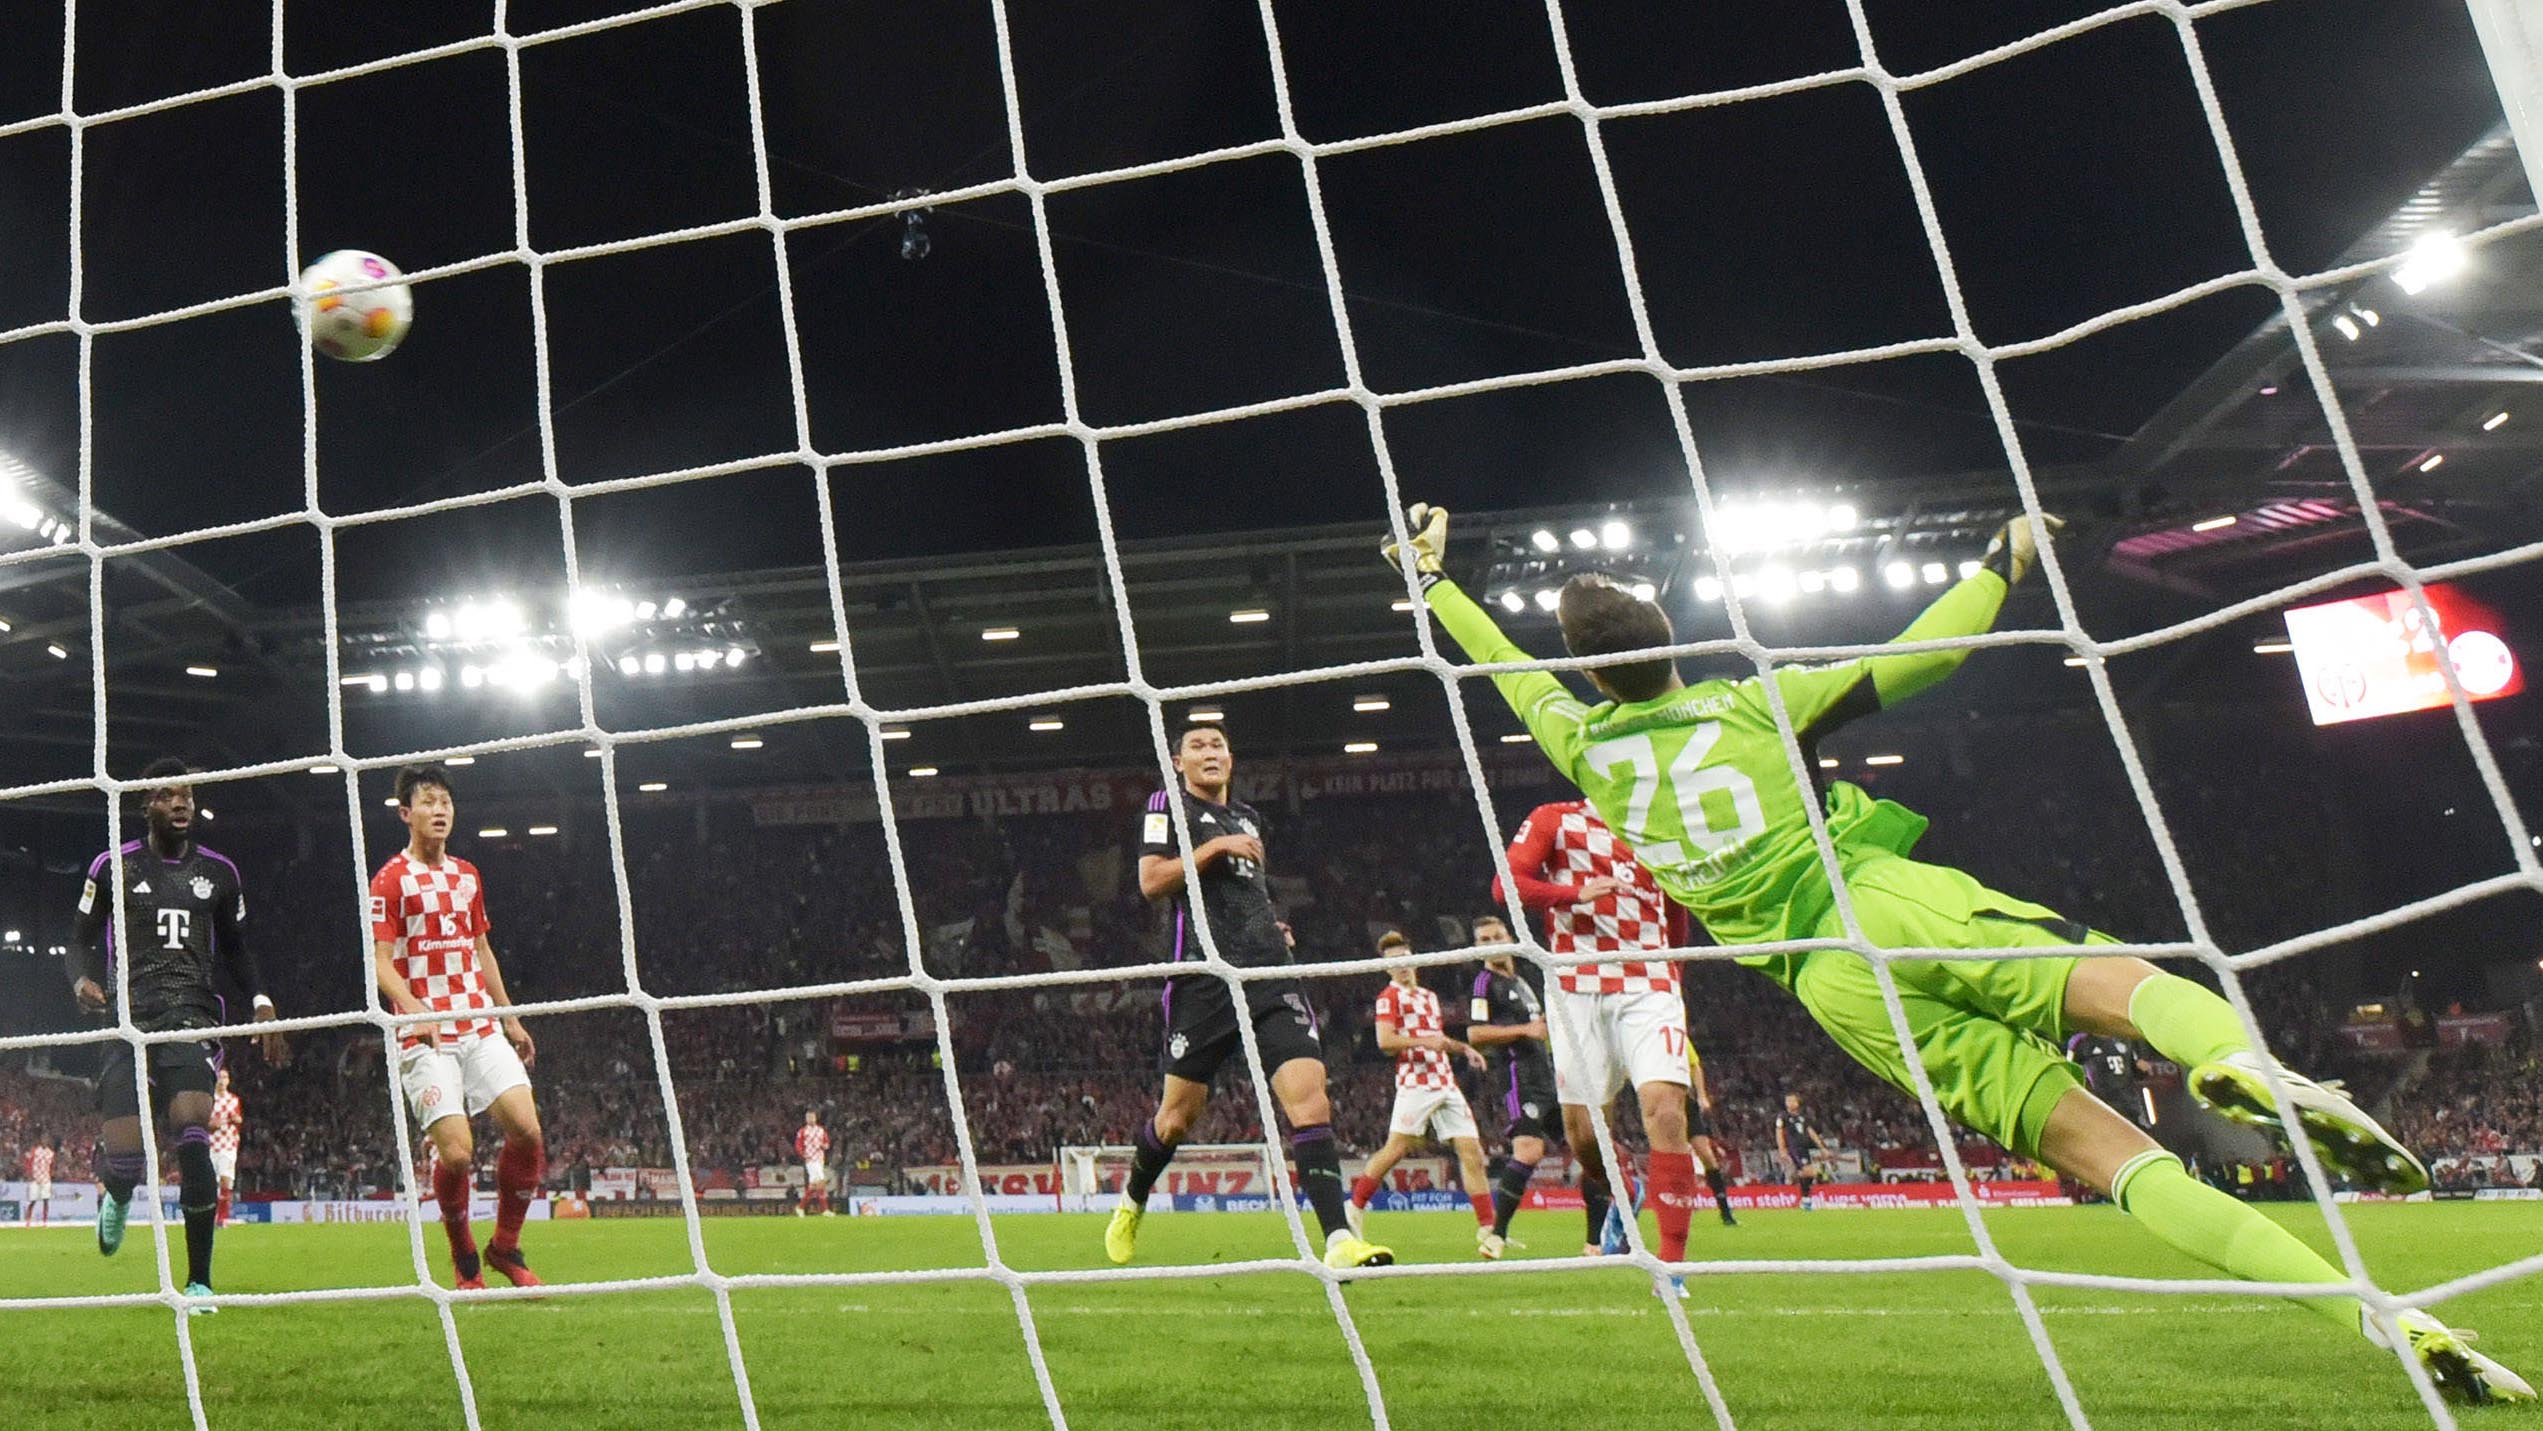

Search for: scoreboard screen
xmin=2282 ymin=583 xmax=2523 ymax=726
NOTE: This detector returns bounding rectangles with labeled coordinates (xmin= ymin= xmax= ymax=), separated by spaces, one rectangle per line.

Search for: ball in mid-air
xmin=300 ymin=249 xmax=413 ymax=362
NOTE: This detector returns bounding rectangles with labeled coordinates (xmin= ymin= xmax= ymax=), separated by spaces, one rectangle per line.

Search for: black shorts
xmin=97 ymin=1039 xmax=218 ymax=1121
xmin=1493 ymin=1063 xmax=1564 ymax=1144
xmin=1160 ymin=974 xmax=1323 ymax=1084
xmin=1688 ymin=1098 xmax=1714 ymax=1140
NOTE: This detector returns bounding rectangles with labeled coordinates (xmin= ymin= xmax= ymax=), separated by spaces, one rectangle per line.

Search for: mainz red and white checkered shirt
xmin=796 ymin=1125 xmax=829 ymax=1163
xmin=370 ymin=850 xmax=498 ymax=1047
xmin=209 ymin=1091 xmax=243 ymax=1155
xmin=1513 ymin=803 xmax=1682 ymax=996
xmin=1375 ymin=980 xmax=1455 ymax=1091
xmin=25 ymin=1146 xmax=53 ymax=1183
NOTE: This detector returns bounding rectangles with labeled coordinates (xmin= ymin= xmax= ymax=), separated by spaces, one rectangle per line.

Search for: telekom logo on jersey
xmin=156 ymin=907 xmax=191 ymax=948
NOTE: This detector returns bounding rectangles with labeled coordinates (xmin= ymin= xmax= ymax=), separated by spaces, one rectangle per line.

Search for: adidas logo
xmin=132 ymin=881 xmax=150 ymax=894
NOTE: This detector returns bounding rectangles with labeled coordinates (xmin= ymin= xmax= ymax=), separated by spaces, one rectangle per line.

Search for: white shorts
xmin=28 ymin=1180 xmax=49 ymax=1201
xmin=399 ymin=1036 xmax=531 ymax=1129
xmin=1548 ymin=987 xmax=1690 ymax=1107
xmin=1387 ymin=1086 xmax=1479 ymax=1142
xmin=803 ymin=1159 xmax=827 ymax=1185
xmin=210 ymin=1149 xmax=237 ymax=1183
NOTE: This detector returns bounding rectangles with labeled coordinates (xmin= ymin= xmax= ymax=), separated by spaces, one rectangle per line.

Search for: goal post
xmin=1059 ymin=1143 xmax=1277 ymax=1202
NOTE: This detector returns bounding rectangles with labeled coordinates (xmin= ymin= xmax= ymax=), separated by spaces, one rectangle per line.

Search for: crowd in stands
xmin=3 ymin=714 xmax=2535 ymax=1201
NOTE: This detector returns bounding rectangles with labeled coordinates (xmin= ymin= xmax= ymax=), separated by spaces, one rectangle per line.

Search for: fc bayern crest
xmin=190 ymin=875 xmax=215 ymax=900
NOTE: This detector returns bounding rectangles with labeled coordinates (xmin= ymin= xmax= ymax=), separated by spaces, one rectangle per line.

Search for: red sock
xmin=1648 ymin=1151 xmax=1696 ymax=1263
xmin=491 ymin=1138 xmax=543 ymax=1254
xmin=215 ymin=1188 xmax=231 ymax=1226
xmin=1470 ymin=1191 xmax=1494 ymax=1229
xmin=1349 ymin=1175 xmax=1378 ymax=1209
xmin=433 ymin=1161 xmax=479 ymax=1275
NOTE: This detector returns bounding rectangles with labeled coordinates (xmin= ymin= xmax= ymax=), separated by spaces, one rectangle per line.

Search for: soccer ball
xmin=300 ymin=249 xmax=413 ymax=362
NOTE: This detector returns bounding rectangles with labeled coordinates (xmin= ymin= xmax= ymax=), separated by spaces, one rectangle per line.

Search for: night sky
xmin=0 ymin=0 xmax=2512 ymax=611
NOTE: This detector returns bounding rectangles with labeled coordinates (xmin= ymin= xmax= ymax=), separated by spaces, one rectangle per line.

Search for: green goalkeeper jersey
xmin=1424 ymin=572 xmax=2010 ymax=971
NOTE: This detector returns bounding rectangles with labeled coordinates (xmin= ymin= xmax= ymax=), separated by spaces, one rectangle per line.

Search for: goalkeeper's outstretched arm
xmin=1383 ymin=504 xmax=1594 ymax=768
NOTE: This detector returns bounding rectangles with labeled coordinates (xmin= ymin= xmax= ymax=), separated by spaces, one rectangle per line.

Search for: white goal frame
xmin=1057 ymin=1143 xmax=1276 ymax=1201
xmin=0 ymin=2 xmax=2536 ymax=1430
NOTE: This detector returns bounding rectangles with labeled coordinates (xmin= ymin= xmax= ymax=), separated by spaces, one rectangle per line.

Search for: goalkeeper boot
xmin=2378 ymin=1309 xmax=2538 ymax=1405
xmin=2189 ymin=1052 xmax=2428 ymax=1194
xmin=182 ymin=1281 xmax=218 ymax=1317
xmin=95 ymin=1193 xmax=128 ymax=1257
xmin=1322 ymin=1230 xmax=1394 ymax=1273
xmin=1103 ymin=1199 xmax=1144 ymax=1266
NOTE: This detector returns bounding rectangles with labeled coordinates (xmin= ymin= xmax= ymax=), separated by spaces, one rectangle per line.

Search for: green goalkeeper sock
xmin=2126 ymin=972 xmax=2251 ymax=1068
xmin=2113 ymin=1151 xmax=2360 ymax=1333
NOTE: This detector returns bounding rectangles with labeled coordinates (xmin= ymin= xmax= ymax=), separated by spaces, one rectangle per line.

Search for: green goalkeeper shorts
xmin=1786 ymin=853 xmax=2114 ymax=1162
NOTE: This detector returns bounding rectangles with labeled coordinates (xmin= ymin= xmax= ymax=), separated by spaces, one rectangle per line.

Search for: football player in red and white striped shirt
xmin=1492 ymin=799 xmax=1721 ymax=1276
xmin=22 ymin=1136 xmax=55 ymax=1225
xmin=794 ymin=1110 xmax=831 ymax=1216
xmin=371 ymin=763 xmax=544 ymax=1291
xmin=1346 ymin=933 xmax=1500 ymax=1256
xmin=208 ymin=1070 xmax=243 ymax=1226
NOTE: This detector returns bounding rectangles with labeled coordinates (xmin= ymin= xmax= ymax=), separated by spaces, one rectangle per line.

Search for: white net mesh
xmin=0 ymin=2 xmax=2538 ymax=1429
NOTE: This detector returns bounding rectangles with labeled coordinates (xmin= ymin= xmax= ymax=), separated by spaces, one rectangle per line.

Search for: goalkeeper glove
xmin=1980 ymin=512 xmax=2064 ymax=586
xmin=1381 ymin=503 xmax=1449 ymax=590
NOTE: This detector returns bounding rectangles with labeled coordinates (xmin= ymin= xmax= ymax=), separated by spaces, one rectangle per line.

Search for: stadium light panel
xmin=1827 ymin=503 xmax=1859 ymax=531
xmin=394 ymin=672 xmax=415 ymax=691
xmin=725 ymin=647 xmax=747 ymax=667
xmin=635 ymin=601 xmax=657 ymax=621
xmin=1187 ymin=708 xmax=1223 ymax=723
xmin=583 ymin=749 xmax=604 ymax=758
xmin=982 ymin=627 xmax=1021 ymax=641
xmin=731 ymin=736 xmax=763 ymax=750
xmin=479 ymin=828 xmax=509 ymax=839
xmin=1498 ymin=590 xmax=1525 ymax=613
xmin=184 ymin=665 xmax=216 ymax=678
xmin=1957 ymin=560 xmax=1981 ymax=580
xmin=418 ymin=667 xmax=444 ymax=692
xmin=1920 ymin=562 xmax=1949 ymax=585
xmin=697 ymin=650 xmax=722 ymax=670
xmin=1390 ymin=597 xmax=1414 ymax=612
xmin=881 ymin=727 xmax=912 ymax=740
xmin=1818 ymin=757 xmax=1838 ymax=769
xmin=1029 ymin=717 xmax=1065 ymax=732
xmin=643 ymin=653 xmax=666 ymax=675
xmin=2192 ymin=515 xmax=2237 ymax=532
xmin=1884 ymin=562 xmax=1914 ymax=589
xmin=1529 ymin=529 xmax=1560 ymax=553
xmin=638 ymin=781 xmax=668 ymax=793
xmin=1600 ymin=519 xmax=1631 ymax=551
xmin=1352 ymin=696 xmax=1391 ymax=712
xmin=1629 ymin=581 xmax=1656 ymax=601
xmin=425 ymin=612 xmax=452 ymax=640
xmin=0 ymin=616 xmax=11 ymax=632
xmin=1501 ymin=733 xmax=1532 ymax=743
xmin=1864 ymin=754 xmax=1905 ymax=766
xmin=2331 ymin=314 xmax=2362 ymax=342
xmin=674 ymin=652 xmax=696 ymax=672
xmin=528 ymin=826 xmax=558 ymax=837
xmin=617 ymin=656 xmax=640 ymax=676
xmin=1567 ymin=528 xmax=1596 ymax=550
xmin=809 ymin=639 xmax=841 ymax=653
xmin=1828 ymin=566 xmax=1860 ymax=594
xmin=2418 ymin=453 xmax=2445 ymax=472
xmin=1693 ymin=575 xmax=1723 ymax=603
xmin=2484 ymin=411 xmax=2511 ymax=431
xmin=461 ymin=665 xmax=484 ymax=688
xmin=2 ymin=931 xmax=16 ymax=944
xmin=1759 ymin=566 xmax=1797 ymax=603
xmin=908 ymin=766 xmax=940 ymax=778
xmin=662 ymin=597 xmax=686 ymax=619
xmin=1731 ymin=573 xmax=1757 ymax=600
xmin=383 ymin=796 xmax=399 ymax=806
xmin=2253 ymin=641 xmax=2295 ymax=654
xmin=44 ymin=642 xmax=66 ymax=659
xmin=1229 ymin=609 xmax=1271 ymax=624
xmin=2062 ymin=656 xmax=2090 ymax=667
xmin=445 ymin=756 xmax=475 ymax=767
xmin=1344 ymin=741 xmax=1379 ymax=754
xmin=2354 ymin=306 xmax=2380 ymax=327
xmin=309 ymin=763 xmax=339 ymax=775
xmin=2392 ymin=232 xmax=2467 ymax=294
xmin=1532 ymin=588 xmax=1559 ymax=612
xmin=1799 ymin=569 xmax=1826 ymax=595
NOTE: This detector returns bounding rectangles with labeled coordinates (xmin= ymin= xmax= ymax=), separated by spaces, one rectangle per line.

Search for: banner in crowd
xmin=749 ymin=750 xmax=1560 ymax=827
xmin=2438 ymin=1013 xmax=2512 ymax=1047
xmin=911 ymin=1156 xmax=1454 ymax=1199
xmin=1522 ymin=1180 xmax=2074 ymax=1212
xmin=0 ymin=1180 xmax=175 ymax=1222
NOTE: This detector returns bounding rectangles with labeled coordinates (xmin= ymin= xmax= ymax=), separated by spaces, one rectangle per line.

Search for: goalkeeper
xmin=1387 ymin=503 xmax=2528 ymax=1405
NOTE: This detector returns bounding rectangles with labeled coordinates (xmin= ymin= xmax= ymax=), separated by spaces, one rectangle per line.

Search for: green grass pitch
xmin=4 ymin=1201 xmax=2536 ymax=1429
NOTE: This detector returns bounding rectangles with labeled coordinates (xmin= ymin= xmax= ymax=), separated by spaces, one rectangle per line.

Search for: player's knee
xmin=436 ymin=1123 xmax=476 ymax=1169
xmin=1284 ymin=1090 xmax=1333 ymax=1127
xmin=1639 ymin=1091 xmax=1690 ymax=1148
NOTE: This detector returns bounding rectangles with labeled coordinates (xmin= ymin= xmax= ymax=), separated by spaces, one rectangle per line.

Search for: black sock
xmin=1706 ymin=1165 xmax=1733 ymax=1219
xmin=176 ymin=1136 xmax=216 ymax=1287
xmin=1581 ymin=1169 xmax=1612 ymax=1244
xmin=1289 ymin=1126 xmax=1349 ymax=1242
xmin=1124 ymin=1121 xmax=1178 ymax=1206
xmin=1798 ymin=1175 xmax=1816 ymax=1204
xmin=1491 ymin=1158 xmax=1535 ymax=1238
xmin=102 ymin=1150 xmax=146 ymax=1204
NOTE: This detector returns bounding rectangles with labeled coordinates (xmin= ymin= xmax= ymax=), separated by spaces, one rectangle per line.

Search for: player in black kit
xmin=2070 ymin=1033 xmax=2155 ymax=1130
xmin=67 ymin=759 xmax=284 ymax=1306
xmin=1465 ymin=914 xmax=1561 ymax=1248
xmin=1105 ymin=725 xmax=1392 ymax=1271
xmin=1776 ymin=1092 xmax=1834 ymax=1210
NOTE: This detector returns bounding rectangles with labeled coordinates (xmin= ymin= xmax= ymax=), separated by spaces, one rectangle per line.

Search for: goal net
xmin=2 ymin=2 xmax=2540 ymax=1430
xmin=1059 ymin=1143 xmax=1274 ymax=1202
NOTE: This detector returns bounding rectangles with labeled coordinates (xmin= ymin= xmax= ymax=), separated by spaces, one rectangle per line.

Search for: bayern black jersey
xmin=70 ymin=839 xmax=258 ymax=1033
xmin=1139 ymin=786 xmax=1291 ymax=970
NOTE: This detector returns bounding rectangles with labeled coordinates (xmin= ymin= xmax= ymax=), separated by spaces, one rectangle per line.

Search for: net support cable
xmin=9 ymin=2 xmax=2542 ymax=1430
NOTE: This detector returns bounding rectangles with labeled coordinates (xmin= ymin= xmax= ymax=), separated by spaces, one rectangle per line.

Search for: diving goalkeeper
xmin=1386 ymin=503 xmax=2527 ymax=1405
